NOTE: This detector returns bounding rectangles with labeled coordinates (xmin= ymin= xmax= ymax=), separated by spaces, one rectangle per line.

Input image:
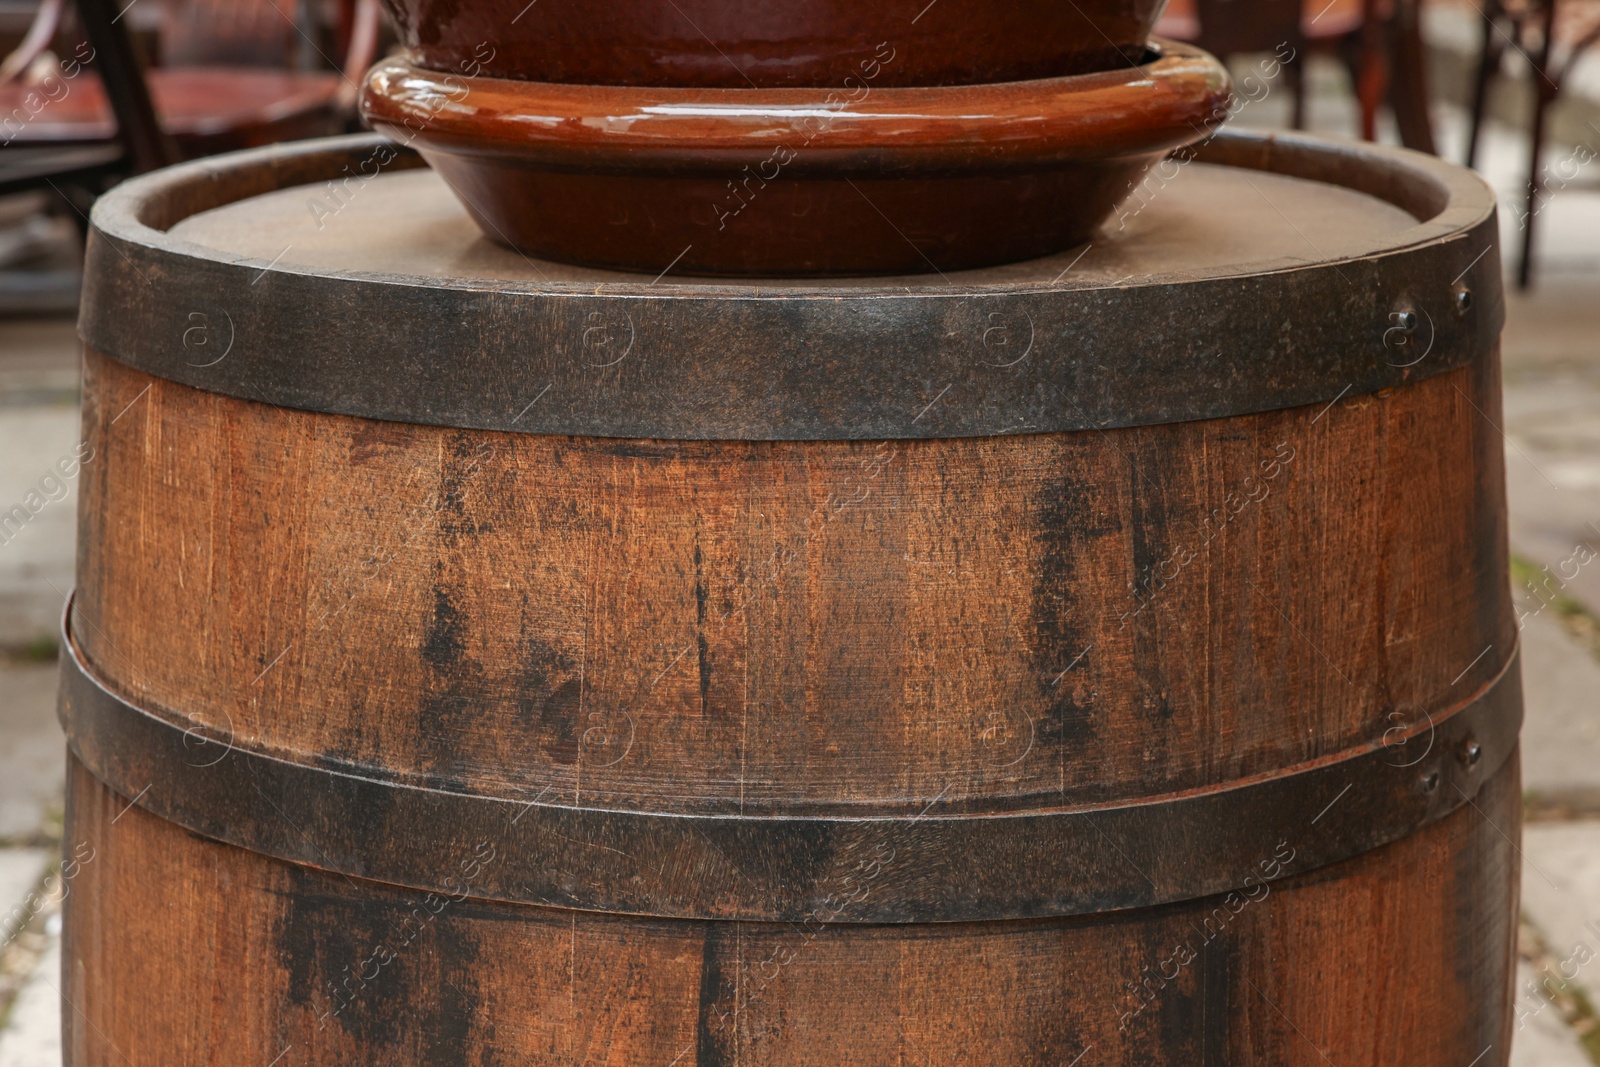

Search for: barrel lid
xmin=170 ymin=157 xmax=1414 ymax=288
xmin=81 ymin=129 xmax=1502 ymax=440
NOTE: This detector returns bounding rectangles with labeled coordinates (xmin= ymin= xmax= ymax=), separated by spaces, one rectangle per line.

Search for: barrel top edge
xmin=85 ymin=128 xmax=1499 ymax=305
xmin=77 ymin=128 xmax=1505 ymax=441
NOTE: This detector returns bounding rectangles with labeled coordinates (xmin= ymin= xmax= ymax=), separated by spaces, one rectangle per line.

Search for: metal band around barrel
xmin=59 ymin=603 xmax=1522 ymax=923
xmin=79 ymin=129 xmax=1502 ymax=441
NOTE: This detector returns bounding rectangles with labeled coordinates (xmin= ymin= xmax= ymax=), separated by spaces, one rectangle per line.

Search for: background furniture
xmin=0 ymin=0 xmax=170 ymax=225
xmin=1158 ymin=0 xmax=1438 ymax=152
xmin=0 ymin=0 xmax=379 ymax=160
xmin=1466 ymin=0 xmax=1600 ymax=286
xmin=0 ymin=0 xmax=378 ymax=305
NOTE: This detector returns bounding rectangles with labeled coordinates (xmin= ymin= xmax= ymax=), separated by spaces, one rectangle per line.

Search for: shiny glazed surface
xmin=380 ymin=0 xmax=1169 ymax=86
xmin=359 ymin=41 xmax=1232 ymax=274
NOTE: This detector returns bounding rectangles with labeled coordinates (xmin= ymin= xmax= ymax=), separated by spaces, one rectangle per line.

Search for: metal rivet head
xmin=1420 ymin=770 xmax=1440 ymax=793
xmin=1460 ymin=737 xmax=1483 ymax=767
xmin=1395 ymin=309 xmax=1419 ymax=332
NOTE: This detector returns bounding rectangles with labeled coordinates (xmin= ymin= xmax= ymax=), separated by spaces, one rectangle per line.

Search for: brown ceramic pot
xmin=381 ymin=0 xmax=1169 ymax=87
xmin=360 ymin=40 xmax=1231 ymax=276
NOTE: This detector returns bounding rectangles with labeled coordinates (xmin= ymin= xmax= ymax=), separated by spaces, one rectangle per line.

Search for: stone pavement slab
xmin=0 ymin=933 xmax=58 ymax=1067
xmin=1522 ymin=821 xmax=1600 ymax=1007
xmin=1521 ymin=609 xmax=1600 ymax=808
xmin=0 ymin=845 xmax=55 ymax=1067
xmin=0 ymin=850 xmax=47 ymax=947
xmin=0 ymin=404 xmax=80 ymax=651
xmin=0 ymin=315 xmax=80 ymax=652
xmin=1503 ymin=374 xmax=1600 ymax=621
xmin=0 ymin=664 xmax=62 ymax=845
xmin=1512 ymin=960 xmax=1597 ymax=1067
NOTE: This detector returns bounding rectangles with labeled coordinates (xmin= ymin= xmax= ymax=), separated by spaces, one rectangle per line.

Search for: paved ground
xmin=0 ymin=317 xmax=78 ymax=654
xmin=0 ymin=33 xmax=1596 ymax=1067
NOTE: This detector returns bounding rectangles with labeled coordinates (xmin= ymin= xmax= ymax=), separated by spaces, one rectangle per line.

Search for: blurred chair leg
xmin=73 ymin=0 xmax=177 ymax=172
xmin=1520 ymin=92 xmax=1547 ymax=289
xmin=1356 ymin=0 xmax=1388 ymax=141
xmin=1289 ymin=52 xmax=1307 ymax=129
xmin=1518 ymin=1 xmax=1559 ymax=289
xmin=1389 ymin=0 xmax=1436 ymax=152
xmin=1466 ymin=7 xmax=1503 ymax=168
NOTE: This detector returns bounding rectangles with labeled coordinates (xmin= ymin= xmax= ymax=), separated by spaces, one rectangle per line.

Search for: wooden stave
xmin=61 ymin=753 xmax=1519 ymax=1066
xmin=59 ymin=125 xmax=1523 ymax=1062
xmin=71 ymin=348 xmax=1514 ymax=824
xmin=56 ymin=605 xmax=1522 ymax=920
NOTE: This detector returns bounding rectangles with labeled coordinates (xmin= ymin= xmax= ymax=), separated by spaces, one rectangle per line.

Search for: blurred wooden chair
xmin=0 ymin=0 xmax=169 ymax=225
xmin=1158 ymin=0 xmax=1437 ymax=152
xmin=0 ymin=0 xmax=379 ymax=159
xmin=159 ymin=0 xmax=308 ymax=68
xmin=1465 ymin=0 xmax=1600 ymax=286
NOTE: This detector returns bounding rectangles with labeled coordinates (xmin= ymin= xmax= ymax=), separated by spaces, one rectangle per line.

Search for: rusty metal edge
xmin=58 ymin=599 xmax=1523 ymax=924
xmin=78 ymin=129 xmax=1503 ymax=441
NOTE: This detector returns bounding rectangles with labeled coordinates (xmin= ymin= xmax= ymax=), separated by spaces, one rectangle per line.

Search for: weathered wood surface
xmin=77 ymin=132 xmax=1504 ymax=440
xmin=56 ymin=619 xmax=1522 ymax=919
xmin=61 ymin=754 xmax=1519 ymax=1065
xmin=73 ymin=349 xmax=1512 ymax=820
xmin=61 ymin=129 xmax=1519 ymax=1064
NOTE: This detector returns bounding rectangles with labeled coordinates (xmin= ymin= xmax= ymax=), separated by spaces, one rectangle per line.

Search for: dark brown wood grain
xmin=61 ymin=753 xmax=1520 ymax=1065
xmin=62 ymin=130 xmax=1518 ymax=1063
xmin=73 ymin=348 xmax=1513 ymax=821
xmin=56 ymin=623 xmax=1523 ymax=919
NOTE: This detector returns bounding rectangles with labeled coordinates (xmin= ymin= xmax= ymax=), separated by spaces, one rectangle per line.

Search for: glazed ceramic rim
xmin=359 ymin=39 xmax=1233 ymax=172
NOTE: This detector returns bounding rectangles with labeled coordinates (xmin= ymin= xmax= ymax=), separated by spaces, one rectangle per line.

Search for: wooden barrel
xmin=60 ymin=129 xmax=1518 ymax=1065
